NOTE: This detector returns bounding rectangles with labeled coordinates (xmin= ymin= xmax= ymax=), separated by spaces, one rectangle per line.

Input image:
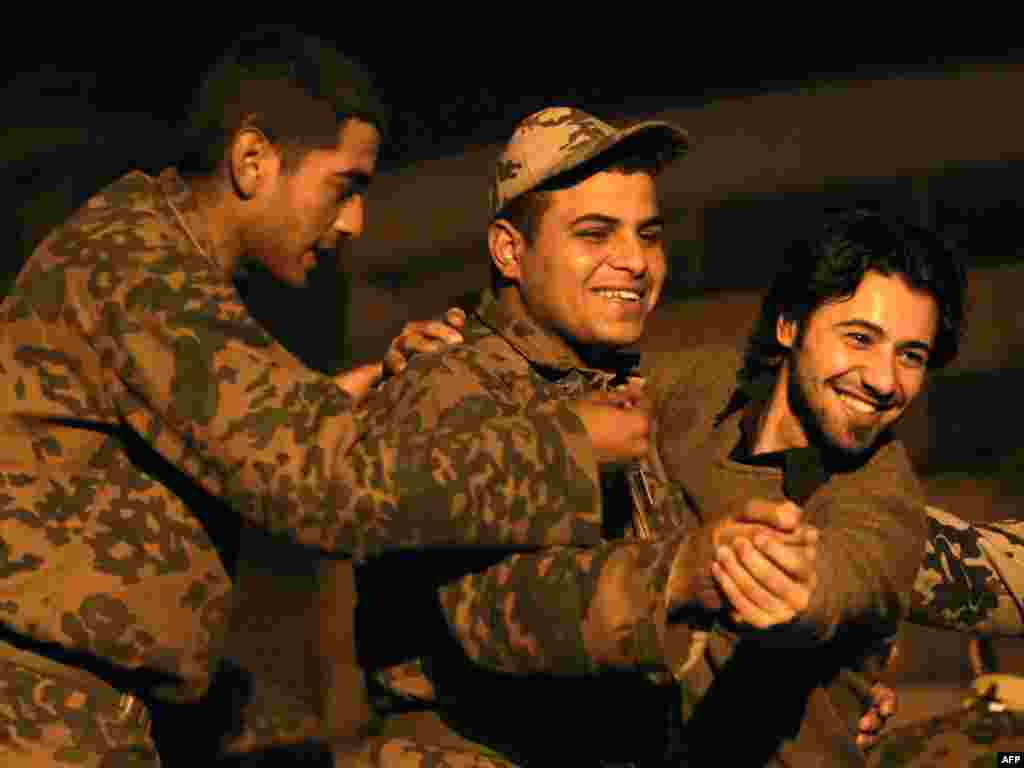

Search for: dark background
xmin=3 ymin=27 xmax=1021 ymax=170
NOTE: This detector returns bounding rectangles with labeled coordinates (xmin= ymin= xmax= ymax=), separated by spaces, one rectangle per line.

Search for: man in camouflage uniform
xmin=859 ymin=511 xmax=1024 ymax=767
xmin=369 ymin=194 xmax=973 ymax=765
xmin=0 ymin=32 xmax=641 ymax=767
xmin=324 ymin=108 xmax=893 ymax=768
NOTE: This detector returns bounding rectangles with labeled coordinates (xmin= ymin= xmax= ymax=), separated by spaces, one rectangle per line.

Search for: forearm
xmin=801 ymin=492 xmax=928 ymax=642
xmin=107 ymin=297 xmax=603 ymax=559
xmin=909 ymin=506 xmax=1024 ymax=635
xmin=438 ymin=534 xmax=695 ymax=678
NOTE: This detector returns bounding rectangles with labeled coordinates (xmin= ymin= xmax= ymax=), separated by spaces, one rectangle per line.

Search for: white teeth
xmin=838 ymin=392 xmax=876 ymax=414
xmin=595 ymin=289 xmax=642 ymax=302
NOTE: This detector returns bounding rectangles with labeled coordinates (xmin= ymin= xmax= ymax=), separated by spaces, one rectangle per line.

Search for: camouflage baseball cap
xmin=490 ymin=106 xmax=691 ymax=217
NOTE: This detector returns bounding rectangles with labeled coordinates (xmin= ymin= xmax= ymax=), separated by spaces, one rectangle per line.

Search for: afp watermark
xmin=1001 ymin=753 xmax=1024 ymax=764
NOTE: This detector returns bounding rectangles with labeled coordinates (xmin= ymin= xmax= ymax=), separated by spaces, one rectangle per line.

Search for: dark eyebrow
xmin=834 ymin=319 xmax=933 ymax=355
xmin=570 ymin=214 xmax=620 ymax=227
xmin=569 ymin=214 xmax=665 ymax=228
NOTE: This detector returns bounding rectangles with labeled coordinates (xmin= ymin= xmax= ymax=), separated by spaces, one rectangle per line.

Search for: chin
xmin=593 ymin=324 xmax=645 ymax=348
xmin=825 ymin=426 xmax=881 ymax=457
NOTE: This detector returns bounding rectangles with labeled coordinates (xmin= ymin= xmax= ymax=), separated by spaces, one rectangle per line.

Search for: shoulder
xmin=42 ymin=171 xmax=193 ymax=274
xmin=818 ymin=435 xmax=926 ymax=515
xmin=647 ymin=342 xmax=744 ymax=433
xmin=367 ymin=322 xmax=530 ymax=423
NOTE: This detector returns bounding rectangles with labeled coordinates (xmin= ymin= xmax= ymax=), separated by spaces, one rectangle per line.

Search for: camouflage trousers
xmin=0 ymin=651 xmax=158 ymax=767
xmin=867 ymin=697 xmax=1024 ymax=767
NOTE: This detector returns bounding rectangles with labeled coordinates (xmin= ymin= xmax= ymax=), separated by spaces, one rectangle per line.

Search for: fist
xmin=571 ymin=388 xmax=651 ymax=467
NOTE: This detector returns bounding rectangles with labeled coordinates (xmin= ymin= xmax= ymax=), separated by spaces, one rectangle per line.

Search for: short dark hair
xmin=178 ymin=26 xmax=388 ymax=176
xmin=742 ymin=208 xmax=967 ymax=381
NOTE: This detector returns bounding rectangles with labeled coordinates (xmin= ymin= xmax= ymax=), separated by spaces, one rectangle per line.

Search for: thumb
xmin=444 ymin=307 xmax=467 ymax=328
xmin=335 ymin=362 xmax=384 ymax=403
xmin=741 ymin=499 xmax=802 ymax=531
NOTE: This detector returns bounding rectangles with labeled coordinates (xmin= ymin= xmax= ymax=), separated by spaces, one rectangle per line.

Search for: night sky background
xmin=4 ymin=26 xmax=1022 ymax=171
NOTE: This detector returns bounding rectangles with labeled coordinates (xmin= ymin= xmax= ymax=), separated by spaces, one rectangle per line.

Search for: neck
xmin=750 ymin=363 xmax=808 ymax=454
xmin=189 ymin=175 xmax=246 ymax=276
xmin=495 ymin=285 xmax=600 ymax=369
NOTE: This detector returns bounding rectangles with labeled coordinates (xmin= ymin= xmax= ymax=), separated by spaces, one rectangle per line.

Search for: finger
xmin=622 ymin=378 xmax=647 ymax=398
xmin=872 ymin=684 xmax=897 ymax=718
xmin=738 ymin=524 xmax=818 ymax=548
xmin=335 ymin=362 xmax=384 ymax=403
xmin=856 ymin=732 xmax=879 ymax=751
xmin=444 ymin=307 xmax=467 ymax=328
xmin=712 ymin=560 xmax=779 ymax=629
xmin=587 ymin=390 xmax=644 ymax=410
xmin=741 ymin=500 xmax=802 ymax=531
xmin=732 ymin=538 xmax=813 ymax=615
xmin=415 ymin=319 xmax=464 ymax=344
xmin=398 ymin=334 xmax=448 ymax=356
xmin=858 ymin=712 xmax=881 ymax=733
xmin=751 ymin=534 xmax=817 ymax=582
xmin=383 ymin=345 xmax=407 ymax=376
xmin=714 ymin=544 xmax=791 ymax=627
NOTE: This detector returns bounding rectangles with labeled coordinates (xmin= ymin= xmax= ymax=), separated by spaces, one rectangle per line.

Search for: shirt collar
xmin=729 ymin=368 xmax=830 ymax=505
xmin=472 ymin=289 xmax=642 ymax=387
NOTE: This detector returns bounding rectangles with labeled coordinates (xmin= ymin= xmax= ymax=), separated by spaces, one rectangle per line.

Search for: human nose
xmin=607 ymin=232 xmax=650 ymax=275
xmin=334 ymin=194 xmax=365 ymax=240
xmin=860 ymin=348 xmax=898 ymax=401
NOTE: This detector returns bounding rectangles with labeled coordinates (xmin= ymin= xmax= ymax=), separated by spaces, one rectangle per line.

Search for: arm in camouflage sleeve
xmin=63 ymin=222 xmax=601 ymax=559
xmin=437 ymin=534 xmax=690 ymax=678
xmin=908 ymin=506 xmax=1024 ymax=635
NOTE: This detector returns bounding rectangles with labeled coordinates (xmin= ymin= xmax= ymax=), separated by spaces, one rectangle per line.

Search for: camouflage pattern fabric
xmin=868 ymin=691 xmax=1024 ymax=768
xmin=0 ymin=169 xmax=607 ymax=762
xmin=0 ymin=654 xmax=158 ymax=767
xmin=911 ymin=507 xmax=1024 ymax=635
xmin=345 ymin=290 xmax=696 ymax=766
xmin=489 ymin=106 xmax=690 ymax=216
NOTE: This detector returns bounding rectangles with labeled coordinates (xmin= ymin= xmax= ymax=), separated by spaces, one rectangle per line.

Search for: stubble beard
xmin=787 ymin=351 xmax=876 ymax=458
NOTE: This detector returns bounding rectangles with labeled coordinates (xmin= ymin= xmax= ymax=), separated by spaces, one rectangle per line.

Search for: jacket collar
xmin=472 ymin=289 xmax=641 ymax=388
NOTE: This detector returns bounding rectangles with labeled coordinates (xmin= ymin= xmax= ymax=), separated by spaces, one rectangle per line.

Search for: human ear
xmin=228 ymin=126 xmax=279 ymax=200
xmin=776 ymin=313 xmax=799 ymax=350
xmin=488 ymin=219 xmax=525 ymax=282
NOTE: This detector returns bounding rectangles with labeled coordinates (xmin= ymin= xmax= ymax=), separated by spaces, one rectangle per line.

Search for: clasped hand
xmin=706 ymin=499 xmax=819 ymax=634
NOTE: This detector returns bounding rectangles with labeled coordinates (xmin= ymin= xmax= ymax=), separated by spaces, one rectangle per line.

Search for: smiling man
xmin=326 ymin=108 xmax=834 ymax=768
xmin=759 ymin=269 xmax=936 ymax=456
xmin=0 ymin=34 xmax=633 ymax=768
xmin=648 ymin=209 xmax=967 ymax=766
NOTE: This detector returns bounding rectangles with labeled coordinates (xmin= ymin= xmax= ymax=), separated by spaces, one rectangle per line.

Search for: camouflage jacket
xmin=355 ymin=290 xmax=699 ymax=765
xmin=0 ymin=170 xmax=605 ymax=702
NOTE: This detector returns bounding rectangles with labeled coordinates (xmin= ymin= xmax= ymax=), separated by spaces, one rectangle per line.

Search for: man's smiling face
xmin=775 ymin=270 xmax=939 ymax=455
xmin=513 ymin=169 xmax=666 ymax=353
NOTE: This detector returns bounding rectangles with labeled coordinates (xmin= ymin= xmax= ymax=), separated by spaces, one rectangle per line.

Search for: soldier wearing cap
xmin=329 ymin=107 xmax=827 ymax=767
xmin=0 ymin=33 xmax=646 ymax=767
